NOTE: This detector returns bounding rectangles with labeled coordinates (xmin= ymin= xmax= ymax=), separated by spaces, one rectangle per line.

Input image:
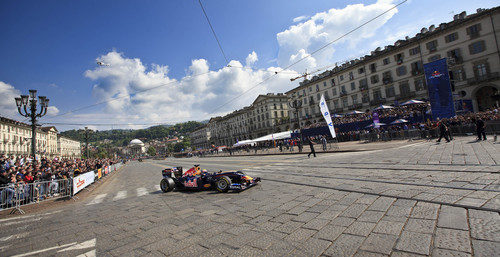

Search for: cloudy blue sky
xmin=0 ymin=0 xmax=498 ymax=130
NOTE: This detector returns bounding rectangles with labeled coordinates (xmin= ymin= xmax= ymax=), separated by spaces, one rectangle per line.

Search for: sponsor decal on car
xmin=183 ymin=178 xmax=198 ymax=188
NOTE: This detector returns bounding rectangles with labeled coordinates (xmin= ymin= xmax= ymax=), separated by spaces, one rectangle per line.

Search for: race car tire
xmin=216 ymin=176 xmax=231 ymax=193
xmin=160 ymin=177 xmax=175 ymax=193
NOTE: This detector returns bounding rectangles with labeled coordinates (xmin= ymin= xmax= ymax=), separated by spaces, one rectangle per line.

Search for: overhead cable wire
xmin=198 ymin=0 xmax=229 ymax=64
xmin=209 ymin=0 xmax=407 ymax=114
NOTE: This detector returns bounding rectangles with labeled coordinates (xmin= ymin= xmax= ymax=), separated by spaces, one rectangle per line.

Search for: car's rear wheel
xmin=216 ymin=176 xmax=231 ymax=193
xmin=160 ymin=177 xmax=175 ymax=193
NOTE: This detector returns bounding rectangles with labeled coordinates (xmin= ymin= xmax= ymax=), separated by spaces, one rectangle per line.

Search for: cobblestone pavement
xmin=0 ymin=136 xmax=498 ymax=256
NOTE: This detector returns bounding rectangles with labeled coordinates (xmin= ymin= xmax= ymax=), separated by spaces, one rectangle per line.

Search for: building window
xmin=452 ymin=68 xmax=466 ymax=81
xmin=385 ymin=86 xmax=395 ymax=98
xmin=426 ymin=40 xmax=438 ymax=52
xmin=315 ymin=84 xmax=319 ymax=91
xmin=333 ymin=99 xmax=339 ymax=108
xmin=331 ymin=78 xmax=336 ymax=86
xmin=349 ymin=71 xmax=354 ymax=80
xmin=350 ymin=82 xmax=355 ymax=91
xmin=383 ymin=58 xmax=390 ymax=65
xmin=399 ymin=81 xmax=410 ymax=95
xmin=370 ymin=75 xmax=379 ymax=84
xmin=428 ymin=54 xmax=441 ymax=62
xmin=341 ymin=85 xmax=346 ymax=93
xmin=469 ymin=41 xmax=486 ymax=55
xmin=411 ymin=61 xmax=423 ymax=75
xmin=474 ymin=63 xmax=488 ymax=78
xmin=309 ymin=87 xmax=312 ymax=92
xmin=394 ymin=53 xmax=404 ymax=64
xmin=414 ymin=78 xmax=426 ymax=91
xmin=317 ymin=93 xmax=321 ymax=101
xmin=359 ymin=78 xmax=368 ymax=88
xmin=303 ymin=97 xmax=307 ymax=105
xmin=382 ymin=71 xmax=392 ymax=84
xmin=340 ymin=75 xmax=344 ymax=81
xmin=409 ymin=46 xmax=420 ymax=56
xmin=324 ymin=91 xmax=329 ymax=100
xmin=332 ymin=88 xmax=337 ymax=96
xmin=373 ymin=89 xmax=382 ymax=100
xmin=369 ymin=63 xmax=376 ymax=73
xmin=351 ymin=95 xmax=358 ymax=105
xmin=447 ymin=48 xmax=462 ymax=61
xmin=323 ymin=81 xmax=327 ymax=87
xmin=358 ymin=67 xmax=364 ymax=74
xmin=445 ymin=32 xmax=458 ymax=43
xmin=466 ymin=23 xmax=481 ymax=39
xmin=342 ymin=98 xmax=348 ymax=107
xmin=302 ymin=89 xmax=306 ymax=96
xmin=274 ymin=111 xmax=277 ymax=117
xmin=396 ymin=66 xmax=407 ymax=76
xmin=362 ymin=93 xmax=370 ymax=103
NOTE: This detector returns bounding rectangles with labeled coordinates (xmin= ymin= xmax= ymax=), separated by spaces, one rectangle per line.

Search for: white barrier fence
xmin=0 ymin=162 xmax=124 ymax=214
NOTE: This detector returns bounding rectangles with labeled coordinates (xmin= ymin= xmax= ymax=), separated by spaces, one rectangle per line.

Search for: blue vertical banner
xmin=424 ymin=58 xmax=455 ymax=120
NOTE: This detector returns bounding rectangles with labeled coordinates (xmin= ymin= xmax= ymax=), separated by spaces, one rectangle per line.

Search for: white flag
xmin=319 ymin=94 xmax=336 ymax=138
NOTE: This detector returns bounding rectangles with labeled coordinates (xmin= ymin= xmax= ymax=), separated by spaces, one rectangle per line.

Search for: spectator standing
xmin=307 ymin=137 xmax=316 ymax=158
xmin=437 ymin=120 xmax=450 ymax=143
xmin=321 ymin=136 xmax=327 ymax=151
xmin=475 ymin=117 xmax=486 ymax=140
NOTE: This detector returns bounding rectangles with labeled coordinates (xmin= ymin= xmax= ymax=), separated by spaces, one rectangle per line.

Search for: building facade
xmin=203 ymin=93 xmax=290 ymax=148
xmin=0 ymin=116 xmax=81 ymax=158
xmin=286 ymin=7 xmax=500 ymax=128
xmin=189 ymin=125 xmax=211 ymax=150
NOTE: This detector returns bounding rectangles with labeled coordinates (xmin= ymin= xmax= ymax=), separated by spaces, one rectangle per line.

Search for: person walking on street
xmin=475 ymin=117 xmax=486 ymax=140
xmin=307 ymin=137 xmax=316 ymax=158
xmin=321 ymin=136 xmax=327 ymax=151
xmin=436 ymin=119 xmax=450 ymax=143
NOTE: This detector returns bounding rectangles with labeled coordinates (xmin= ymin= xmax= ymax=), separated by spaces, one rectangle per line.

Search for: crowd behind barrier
xmin=0 ymin=155 xmax=124 ymax=213
xmin=190 ymin=107 xmax=499 ymax=157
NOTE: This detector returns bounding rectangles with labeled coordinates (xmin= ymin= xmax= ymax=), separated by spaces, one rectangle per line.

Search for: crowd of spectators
xmin=1 ymin=155 xmax=120 ymax=209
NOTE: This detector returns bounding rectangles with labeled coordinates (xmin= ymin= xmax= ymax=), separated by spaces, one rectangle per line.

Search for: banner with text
xmin=73 ymin=171 xmax=95 ymax=195
xmin=319 ymin=94 xmax=337 ymax=138
xmin=424 ymin=58 xmax=455 ymax=120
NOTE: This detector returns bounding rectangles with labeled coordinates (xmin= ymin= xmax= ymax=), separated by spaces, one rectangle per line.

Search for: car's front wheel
xmin=216 ymin=176 xmax=231 ymax=193
xmin=160 ymin=177 xmax=175 ymax=193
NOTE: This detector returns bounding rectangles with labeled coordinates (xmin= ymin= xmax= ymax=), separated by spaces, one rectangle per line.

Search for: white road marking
xmin=0 ymin=210 xmax=62 ymax=223
xmin=136 ymin=187 xmax=148 ymax=197
xmin=76 ymin=249 xmax=96 ymax=257
xmin=0 ymin=232 xmax=28 ymax=242
xmin=12 ymin=238 xmax=96 ymax=257
xmin=1 ymin=217 xmax=42 ymax=227
xmin=113 ymin=191 xmax=127 ymax=201
xmin=86 ymin=194 xmax=107 ymax=205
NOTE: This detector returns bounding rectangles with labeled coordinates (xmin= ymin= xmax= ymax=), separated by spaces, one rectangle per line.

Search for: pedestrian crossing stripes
xmin=86 ymin=194 xmax=107 ymax=205
xmin=86 ymin=185 xmax=162 ymax=206
xmin=113 ymin=191 xmax=127 ymax=201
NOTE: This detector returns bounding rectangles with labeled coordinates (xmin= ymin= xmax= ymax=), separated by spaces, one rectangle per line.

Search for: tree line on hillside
xmin=60 ymin=121 xmax=204 ymax=147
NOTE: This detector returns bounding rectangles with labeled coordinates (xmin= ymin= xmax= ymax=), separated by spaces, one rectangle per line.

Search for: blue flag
xmin=423 ymin=58 xmax=455 ymax=120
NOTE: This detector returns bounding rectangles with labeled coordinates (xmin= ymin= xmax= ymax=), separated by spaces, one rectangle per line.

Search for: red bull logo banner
xmin=424 ymin=58 xmax=456 ymax=120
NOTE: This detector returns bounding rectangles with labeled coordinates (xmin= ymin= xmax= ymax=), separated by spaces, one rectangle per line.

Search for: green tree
xmin=147 ymin=146 xmax=157 ymax=156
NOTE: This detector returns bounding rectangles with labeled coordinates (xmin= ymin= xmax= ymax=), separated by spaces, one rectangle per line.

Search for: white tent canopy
xmin=232 ymin=131 xmax=292 ymax=147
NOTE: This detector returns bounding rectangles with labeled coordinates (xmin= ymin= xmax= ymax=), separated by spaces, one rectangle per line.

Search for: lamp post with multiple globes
xmin=15 ymin=90 xmax=49 ymax=165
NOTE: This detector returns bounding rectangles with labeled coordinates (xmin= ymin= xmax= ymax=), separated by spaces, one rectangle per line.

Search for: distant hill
xmin=60 ymin=121 xmax=204 ymax=147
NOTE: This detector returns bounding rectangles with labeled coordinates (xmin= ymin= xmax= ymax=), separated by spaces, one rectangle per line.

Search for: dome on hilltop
xmin=129 ymin=139 xmax=144 ymax=146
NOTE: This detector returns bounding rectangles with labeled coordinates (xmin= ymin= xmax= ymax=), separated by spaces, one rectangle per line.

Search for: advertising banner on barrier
xmin=98 ymin=169 xmax=102 ymax=179
xmin=105 ymin=166 xmax=109 ymax=175
xmin=73 ymin=171 xmax=95 ymax=195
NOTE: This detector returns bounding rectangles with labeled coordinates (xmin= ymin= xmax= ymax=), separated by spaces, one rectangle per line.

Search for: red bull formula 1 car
xmin=160 ymin=165 xmax=261 ymax=193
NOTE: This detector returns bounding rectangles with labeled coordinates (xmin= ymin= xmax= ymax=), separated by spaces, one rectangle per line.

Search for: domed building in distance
xmin=128 ymin=139 xmax=145 ymax=155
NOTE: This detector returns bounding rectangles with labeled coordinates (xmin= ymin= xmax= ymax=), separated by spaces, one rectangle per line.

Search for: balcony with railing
xmin=411 ymin=69 xmax=423 ymax=76
xmin=359 ymin=84 xmax=369 ymax=91
xmin=467 ymin=72 xmax=499 ymax=85
xmin=340 ymin=90 xmax=348 ymax=97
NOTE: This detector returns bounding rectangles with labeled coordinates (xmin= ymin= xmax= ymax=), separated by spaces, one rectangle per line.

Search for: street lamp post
xmin=15 ymin=90 xmax=49 ymax=167
xmin=288 ymin=99 xmax=303 ymax=141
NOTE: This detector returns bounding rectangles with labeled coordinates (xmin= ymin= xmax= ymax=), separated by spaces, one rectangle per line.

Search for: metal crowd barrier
xmin=0 ymin=179 xmax=71 ymax=214
xmin=0 ymin=163 xmax=124 ymax=214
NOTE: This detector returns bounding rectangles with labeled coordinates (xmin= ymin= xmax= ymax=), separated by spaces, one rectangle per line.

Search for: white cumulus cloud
xmin=0 ymin=81 xmax=22 ymax=118
xmin=277 ymin=0 xmax=398 ymax=71
xmin=292 ymin=15 xmax=309 ymax=23
xmin=83 ymin=51 xmax=299 ymax=125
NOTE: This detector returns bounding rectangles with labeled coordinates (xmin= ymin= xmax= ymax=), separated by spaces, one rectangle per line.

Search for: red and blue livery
xmin=160 ymin=165 xmax=261 ymax=193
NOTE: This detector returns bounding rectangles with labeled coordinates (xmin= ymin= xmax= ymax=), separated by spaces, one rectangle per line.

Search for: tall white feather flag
xmin=319 ymin=94 xmax=336 ymax=138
